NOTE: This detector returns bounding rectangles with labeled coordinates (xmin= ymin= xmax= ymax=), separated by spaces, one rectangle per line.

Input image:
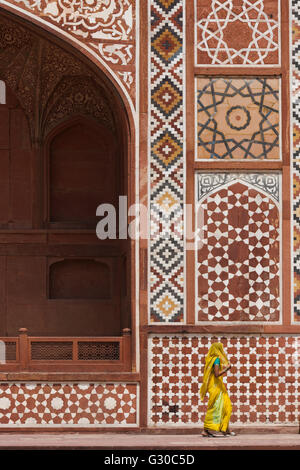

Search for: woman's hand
xmin=214 ymin=362 xmax=231 ymax=377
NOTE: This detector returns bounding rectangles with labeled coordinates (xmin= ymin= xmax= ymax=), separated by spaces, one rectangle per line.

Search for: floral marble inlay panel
xmin=195 ymin=0 xmax=280 ymax=66
xmin=196 ymin=173 xmax=280 ymax=323
xmin=196 ymin=77 xmax=280 ymax=160
xmin=149 ymin=335 xmax=300 ymax=427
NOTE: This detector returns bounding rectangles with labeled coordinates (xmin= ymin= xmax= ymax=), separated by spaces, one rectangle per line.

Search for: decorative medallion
xmin=195 ymin=0 xmax=280 ymax=66
xmin=196 ymin=77 xmax=280 ymax=160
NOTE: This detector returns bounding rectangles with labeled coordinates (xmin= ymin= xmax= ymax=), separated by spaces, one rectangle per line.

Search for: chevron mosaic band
xmin=149 ymin=0 xmax=185 ymax=323
xmin=293 ymin=0 xmax=300 ymax=322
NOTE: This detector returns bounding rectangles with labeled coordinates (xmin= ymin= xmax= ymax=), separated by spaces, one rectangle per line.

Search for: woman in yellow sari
xmin=200 ymin=342 xmax=235 ymax=437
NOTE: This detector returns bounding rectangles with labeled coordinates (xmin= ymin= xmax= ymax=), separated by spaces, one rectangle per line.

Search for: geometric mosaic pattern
xmin=196 ymin=78 xmax=280 ymax=160
xmin=195 ymin=0 xmax=280 ymax=66
xmin=293 ymin=0 xmax=300 ymax=321
xmin=0 ymin=383 xmax=138 ymax=427
xmin=150 ymin=0 xmax=185 ymax=322
xmin=149 ymin=335 xmax=300 ymax=427
xmin=196 ymin=174 xmax=280 ymax=322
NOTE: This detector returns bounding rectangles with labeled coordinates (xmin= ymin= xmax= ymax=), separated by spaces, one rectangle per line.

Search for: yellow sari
xmin=200 ymin=342 xmax=232 ymax=433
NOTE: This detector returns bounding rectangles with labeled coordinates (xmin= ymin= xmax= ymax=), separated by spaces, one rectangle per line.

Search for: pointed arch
xmin=0 ymin=2 xmax=136 ymax=124
xmin=0 ymin=7 xmax=137 ymax=371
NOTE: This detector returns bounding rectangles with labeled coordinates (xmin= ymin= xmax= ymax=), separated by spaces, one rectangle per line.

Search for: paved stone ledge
xmin=0 ymin=433 xmax=298 ymax=450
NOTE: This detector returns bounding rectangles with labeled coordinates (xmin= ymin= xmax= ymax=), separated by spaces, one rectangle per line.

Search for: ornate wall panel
xmin=0 ymin=383 xmax=138 ymax=426
xmin=293 ymin=0 xmax=300 ymax=322
xmin=149 ymin=0 xmax=185 ymax=323
xmin=149 ymin=335 xmax=300 ymax=427
xmin=195 ymin=0 xmax=280 ymax=66
xmin=0 ymin=0 xmax=136 ymax=108
xmin=196 ymin=77 xmax=280 ymax=160
xmin=196 ymin=173 xmax=280 ymax=323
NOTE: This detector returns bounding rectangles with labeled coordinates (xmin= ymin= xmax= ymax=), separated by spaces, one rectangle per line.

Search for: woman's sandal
xmin=202 ymin=429 xmax=225 ymax=437
xmin=222 ymin=431 xmax=236 ymax=436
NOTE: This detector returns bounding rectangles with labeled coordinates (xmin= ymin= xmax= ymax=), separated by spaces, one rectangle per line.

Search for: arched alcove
xmin=0 ymin=82 xmax=32 ymax=228
xmin=49 ymin=119 xmax=118 ymax=228
xmin=0 ymin=10 xmax=133 ymax=341
xmin=49 ymin=259 xmax=111 ymax=300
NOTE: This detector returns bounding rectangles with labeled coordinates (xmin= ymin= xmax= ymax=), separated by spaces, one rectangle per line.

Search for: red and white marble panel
xmin=0 ymin=382 xmax=138 ymax=427
xmin=149 ymin=335 xmax=300 ymax=427
xmin=196 ymin=175 xmax=280 ymax=323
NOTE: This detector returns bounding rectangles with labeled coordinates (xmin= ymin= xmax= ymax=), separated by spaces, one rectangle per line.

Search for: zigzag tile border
xmin=293 ymin=0 xmax=300 ymax=322
xmin=149 ymin=0 xmax=185 ymax=323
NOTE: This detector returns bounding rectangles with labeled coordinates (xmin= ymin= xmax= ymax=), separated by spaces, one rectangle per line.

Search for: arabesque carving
xmin=0 ymin=15 xmax=116 ymax=141
xmin=14 ymin=0 xmax=133 ymax=41
xmin=43 ymin=75 xmax=114 ymax=135
xmin=1 ymin=0 xmax=136 ymax=104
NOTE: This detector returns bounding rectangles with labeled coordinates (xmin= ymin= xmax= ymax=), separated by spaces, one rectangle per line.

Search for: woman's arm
xmin=214 ymin=363 xmax=231 ymax=377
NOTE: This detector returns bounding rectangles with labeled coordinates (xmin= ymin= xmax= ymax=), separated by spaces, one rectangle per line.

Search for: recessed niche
xmin=49 ymin=120 xmax=117 ymax=227
xmin=49 ymin=259 xmax=111 ymax=300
